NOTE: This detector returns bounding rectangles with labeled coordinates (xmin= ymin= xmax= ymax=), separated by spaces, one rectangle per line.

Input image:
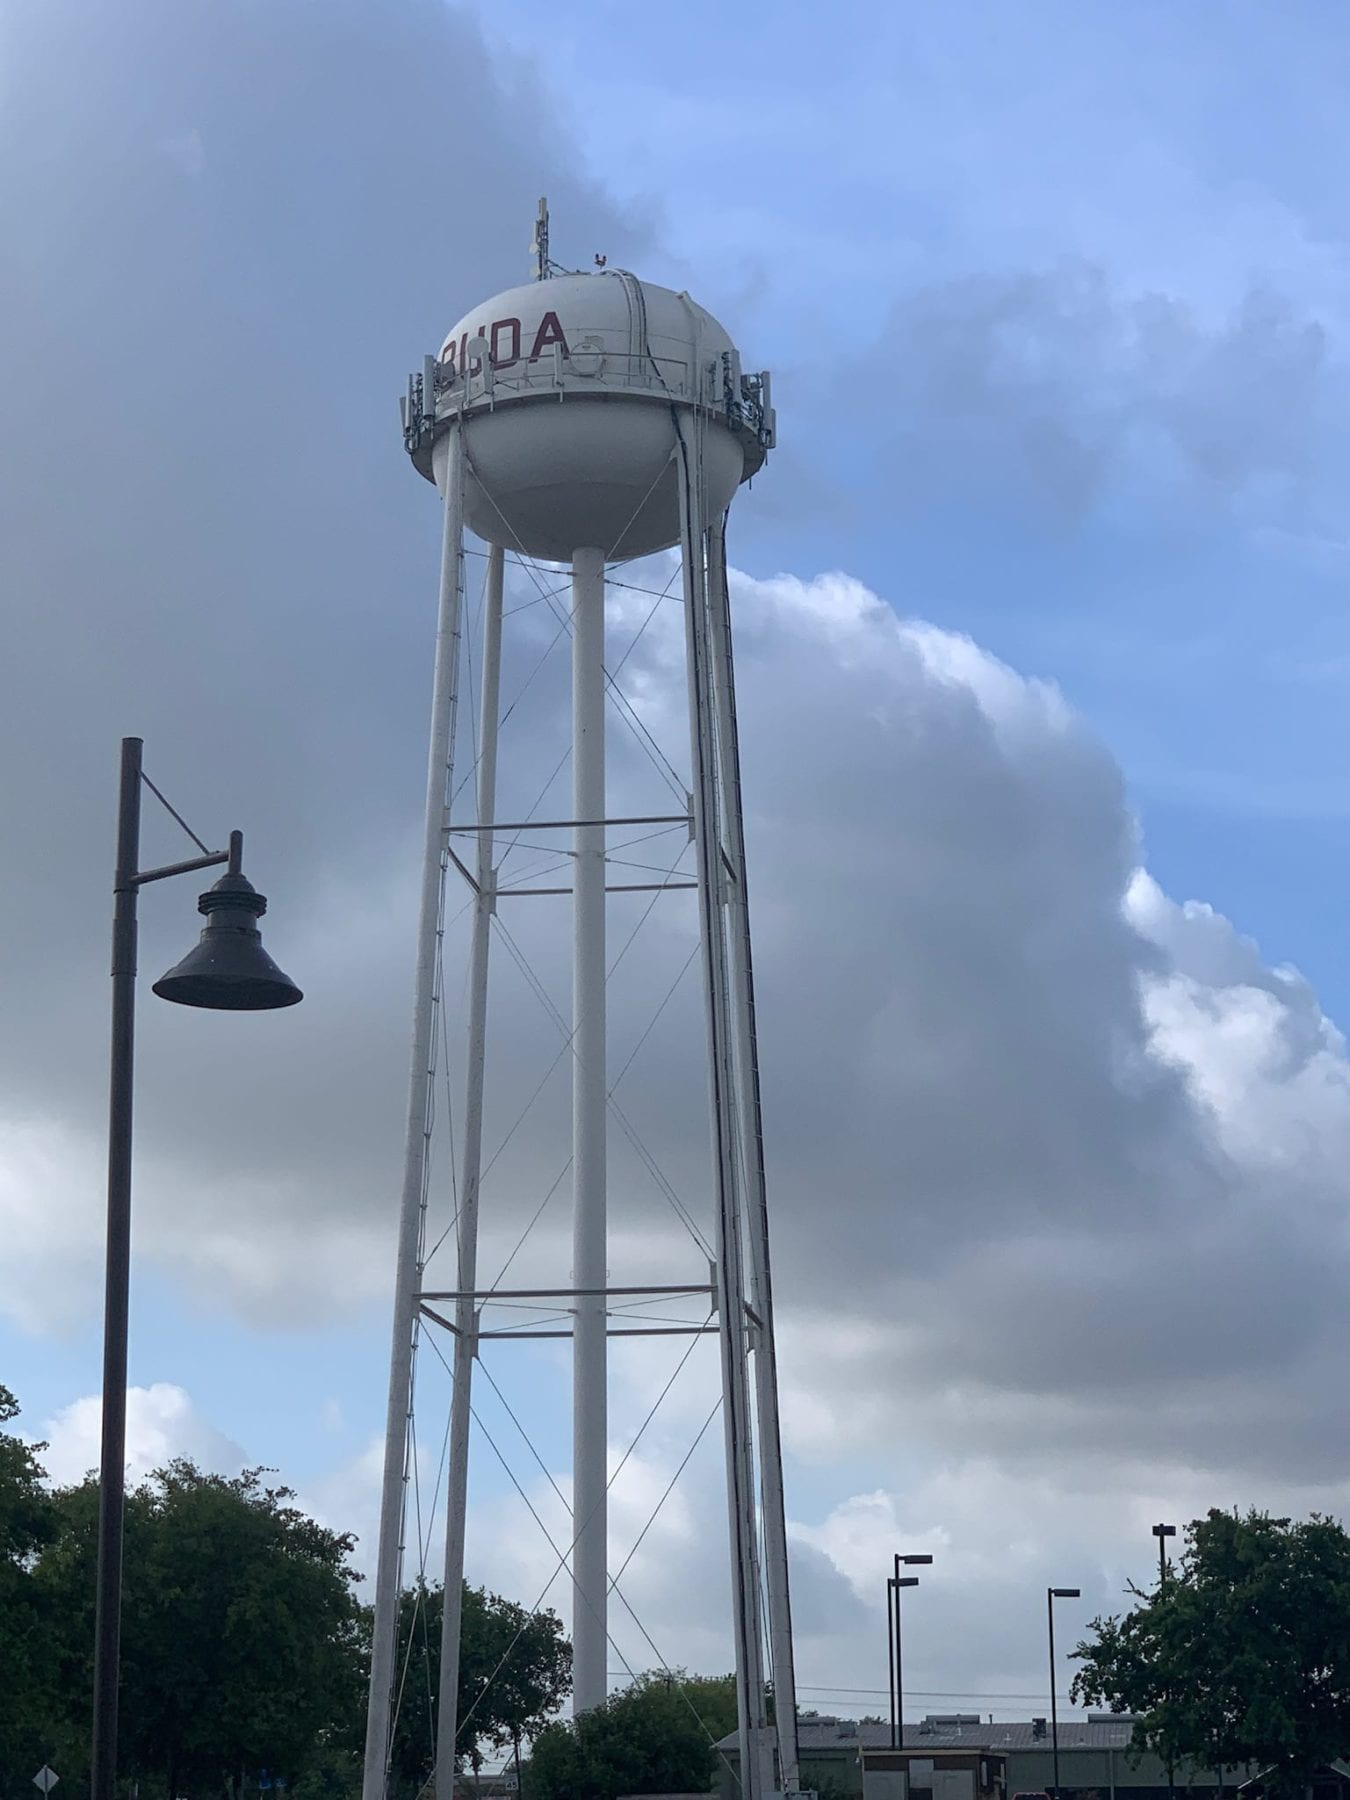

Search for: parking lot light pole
xmin=1048 ymin=1587 xmax=1081 ymax=1800
xmin=890 ymin=1553 xmax=933 ymax=1750
xmin=1153 ymin=1524 xmax=1178 ymax=1800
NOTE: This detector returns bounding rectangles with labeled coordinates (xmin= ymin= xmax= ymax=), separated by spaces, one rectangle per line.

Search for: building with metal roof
xmin=714 ymin=1716 xmax=1252 ymax=1800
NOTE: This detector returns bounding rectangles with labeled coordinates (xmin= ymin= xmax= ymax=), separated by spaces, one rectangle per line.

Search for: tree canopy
xmin=32 ymin=1459 xmax=366 ymax=1796
xmin=0 ymin=1384 xmax=58 ymax=1776
xmin=0 ymin=1382 xmax=574 ymax=1800
xmin=1072 ymin=1509 xmax=1350 ymax=1793
xmin=388 ymin=1579 xmax=572 ymax=1797
xmin=524 ymin=1671 xmax=738 ymax=1800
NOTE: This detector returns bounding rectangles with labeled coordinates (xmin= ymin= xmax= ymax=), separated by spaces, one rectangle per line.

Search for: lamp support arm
xmin=132 ymin=849 xmax=230 ymax=888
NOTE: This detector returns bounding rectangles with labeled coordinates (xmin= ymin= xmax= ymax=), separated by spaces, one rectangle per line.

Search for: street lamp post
xmin=889 ymin=1553 xmax=933 ymax=1750
xmin=1153 ymin=1524 xmax=1178 ymax=1800
xmin=1152 ymin=1521 xmax=1176 ymax=1588
xmin=91 ymin=736 xmax=302 ymax=1800
xmin=1047 ymin=1587 xmax=1081 ymax=1800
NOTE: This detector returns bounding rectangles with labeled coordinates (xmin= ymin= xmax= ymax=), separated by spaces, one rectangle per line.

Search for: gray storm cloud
xmin=0 ymin=0 xmax=647 ymax=1226
xmin=871 ymin=266 xmax=1328 ymax=523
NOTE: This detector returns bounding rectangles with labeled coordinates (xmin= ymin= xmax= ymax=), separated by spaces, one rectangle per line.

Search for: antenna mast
xmin=531 ymin=196 xmax=549 ymax=281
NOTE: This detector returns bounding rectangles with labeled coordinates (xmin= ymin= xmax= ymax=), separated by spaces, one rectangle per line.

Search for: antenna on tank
xmin=531 ymin=196 xmax=550 ymax=281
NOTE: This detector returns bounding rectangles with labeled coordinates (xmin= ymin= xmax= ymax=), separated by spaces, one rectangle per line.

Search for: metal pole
xmin=677 ymin=427 xmax=771 ymax=1800
xmin=887 ymin=1577 xmax=897 ymax=1751
xmin=91 ymin=735 xmax=143 ymax=1800
xmin=1155 ymin=1527 xmax=1176 ymax=1800
xmin=435 ymin=541 xmax=505 ymax=1798
xmin=706 ymin=516 xmax=800 ymax=1792
xmin=364 ymin=429 xmax=466 ymax=1800
xmin=571 ymin=543 xmax=609 ymax=1715
xmin=1159 ymin=1530 xmax=1171 ymax=1800
xmin=894 ymin=1578 xmax=906 ymax=1756
xmin=1048 ymin=1591 xmax=1061 ymax=1800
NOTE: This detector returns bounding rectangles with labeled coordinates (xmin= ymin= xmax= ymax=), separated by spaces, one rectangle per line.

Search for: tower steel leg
xmin=571 ymin=543 xmax=609 ymax=1714
xmin=677 ymin=428 xmax=773 ymax=1800
xmin=707 ymin=516 xmax=800 ymax=1793
xmin=435 ymin=541 xmax=506 ymax=1799
xmin=363 ymin=431 xmax=466 ymax=1800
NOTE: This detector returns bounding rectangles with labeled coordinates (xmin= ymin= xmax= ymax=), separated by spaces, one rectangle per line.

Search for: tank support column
xmin=677 ymin=428 xmax=774 ymax=1800
xmin=708 ymin=516 xmax=801 ymax=1795
xmin=364 ymin=430 xmax=467 ymax=1800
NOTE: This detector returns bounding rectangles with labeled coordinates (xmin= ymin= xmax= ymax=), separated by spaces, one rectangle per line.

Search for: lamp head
xmin=153 ymin=868 xmax=302 ymax=1012
xmin=1050 ymin=1588 xmax=1081 ymax=1599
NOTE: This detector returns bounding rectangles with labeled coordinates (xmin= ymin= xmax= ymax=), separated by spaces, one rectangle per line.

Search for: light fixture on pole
xmin=889 ymin=1553 xmax=933 ymax=1750
xmin=91 ymin=737 xmax=301 ymax=1800
xmin=1047 ymin=1587 xmax=1081 ymax=1800
xmin=1152 ymin=1524 xmax=1178 ymax=1800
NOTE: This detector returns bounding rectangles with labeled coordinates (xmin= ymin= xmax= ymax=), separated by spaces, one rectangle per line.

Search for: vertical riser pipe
xmin=571 ymin=544 xmax=609 ymax=1714
xmin=436 ymin=541 xmax=506 ymax=1797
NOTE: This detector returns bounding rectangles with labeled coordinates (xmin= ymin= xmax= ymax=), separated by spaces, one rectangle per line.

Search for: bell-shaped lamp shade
xmin=152 ymin=869 xmax=302 ymax=1012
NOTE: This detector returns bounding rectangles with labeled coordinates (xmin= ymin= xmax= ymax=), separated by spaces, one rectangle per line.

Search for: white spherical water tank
xmin=374 ymin=228 xmax=793 ymax=1800
xmin=412 ymin=269 xmax=771 ymax=562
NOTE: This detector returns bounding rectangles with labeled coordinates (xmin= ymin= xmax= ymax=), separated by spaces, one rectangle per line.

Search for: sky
xmin=6 ymin=0 xmax=1350 ymax=1739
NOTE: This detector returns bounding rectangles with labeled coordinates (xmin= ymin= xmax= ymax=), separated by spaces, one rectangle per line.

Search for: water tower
xmin=362 ymin=205 xmax=799 ymax=1800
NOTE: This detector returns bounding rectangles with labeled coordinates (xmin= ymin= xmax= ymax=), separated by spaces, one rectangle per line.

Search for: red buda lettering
xmin=441 ymin=311 xmax=570 ymax=377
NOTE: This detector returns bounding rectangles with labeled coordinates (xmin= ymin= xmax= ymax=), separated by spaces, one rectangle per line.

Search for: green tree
xmin=387 ymin=1580 xmax=572 ymax=1797
xmin=288 ymin=1739 xmax=363 ymax=1800
xmin=1072 ymin=1509 xmax=1350 ymax=1795
xmin=0 ymin=1385 xmax=58 ymax=1775
xmin=523 ymin=1671 xmax=738 ymax=1800
xmin=33 ymin=1460 xmax=365 ymax=1797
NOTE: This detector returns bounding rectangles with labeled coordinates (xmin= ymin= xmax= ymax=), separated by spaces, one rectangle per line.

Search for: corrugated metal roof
xmin=715 ymin=1718 xmax=1139 ymax=1753
xmin=949 ymin=1722 xmax=1137 ymax=1751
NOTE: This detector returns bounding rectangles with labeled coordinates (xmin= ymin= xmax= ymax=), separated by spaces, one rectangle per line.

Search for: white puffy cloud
xmin=41 ymin=1383 xmax=245 ymax=1488
xmin=14 ymin=552 xmax=1350 ymax=1491
xmin=13 ymin=541 xmax=1350 ymax=1707
xmin=205 ymin=548 xmax=1350 ymax=1711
